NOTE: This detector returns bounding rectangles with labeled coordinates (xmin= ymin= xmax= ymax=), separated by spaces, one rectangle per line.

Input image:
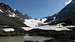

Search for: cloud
xmin=65 ymin=0 xmax=72 ymax=5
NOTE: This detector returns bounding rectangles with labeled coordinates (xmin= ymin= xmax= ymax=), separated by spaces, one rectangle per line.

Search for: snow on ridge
xmin=65 ymin=0 xmax=72 ymax=5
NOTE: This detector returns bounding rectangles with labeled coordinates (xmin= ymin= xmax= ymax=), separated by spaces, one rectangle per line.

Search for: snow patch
xmin=14 ymin=9 xmax=16 ymax=11
xmin=0 ymin=9 xmax=3 ymax=13
xmin=8 ymin=13 xmax=16 ymax=17
xmin=22 ymin=27 xmax=33 ymax=31
xmin=65 ymin=0 xmax=72 ymax=5
xmin=39 ymin=25 xmax=70 ymax=31
xmin=2 ymin=28 xmax=15 ymax=32
xmin=41 ymin=18 xmax=47 ymax=23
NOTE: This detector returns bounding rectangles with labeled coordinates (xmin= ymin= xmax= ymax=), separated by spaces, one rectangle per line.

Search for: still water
xmin=0 ymin=35 xmax=53 ymax=42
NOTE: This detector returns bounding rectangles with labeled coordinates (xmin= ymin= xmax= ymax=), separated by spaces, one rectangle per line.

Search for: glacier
xmin=22 ymin=19 xmax=71 ymax=31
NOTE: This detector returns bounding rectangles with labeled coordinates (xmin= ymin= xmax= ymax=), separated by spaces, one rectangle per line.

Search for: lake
xmin=0 ymin=34 xmax=53 ymax=42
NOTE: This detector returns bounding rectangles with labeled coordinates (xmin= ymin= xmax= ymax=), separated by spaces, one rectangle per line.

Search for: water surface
xmin=0 ymin=35 xmax=53 ymax=42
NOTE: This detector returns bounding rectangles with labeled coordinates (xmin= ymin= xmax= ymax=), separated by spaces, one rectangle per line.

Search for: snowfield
xmin=22 ymin=19 xmax=71 ymax=31
xmin=22 ymin=25 xmax=71 ymax=31
xmin=24 ymin=19 xmax=47 ymax=28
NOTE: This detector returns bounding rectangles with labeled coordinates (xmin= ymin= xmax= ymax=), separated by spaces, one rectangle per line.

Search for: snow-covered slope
xmin=23 ymin=19 xmax=71 ymax=31
xmin=39 ymin=25 xmax=70 ymax=31
xmin=24 ymin=19 xmax=47 ymax=28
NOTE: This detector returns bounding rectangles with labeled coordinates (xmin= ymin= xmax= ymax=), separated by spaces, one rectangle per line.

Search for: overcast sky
xmin=0 ymin=0 xmax=72 ymax=18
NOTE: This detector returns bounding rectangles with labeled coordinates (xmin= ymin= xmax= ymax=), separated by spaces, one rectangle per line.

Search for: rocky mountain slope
xmin=0 ymin=3 xmax=32 ymax=28
xmin=44 ymin=0 xmax=75 ymax=26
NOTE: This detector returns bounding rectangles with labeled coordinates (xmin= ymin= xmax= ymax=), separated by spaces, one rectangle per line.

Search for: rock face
xmin=0 ymin=3 xmax=32 ymax=28
xmin=45 ymin=0 xmax=75 ymax=25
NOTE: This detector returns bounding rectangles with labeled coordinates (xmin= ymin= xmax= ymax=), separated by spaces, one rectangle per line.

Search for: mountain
xmin=0 ymin=3 xmax=32 ymax=28
xmin=45 ymin=0 xmax=75 ymax=25
xmin=44 ymin=14 xmax=57 ymax=23
xmin=14 ymin=10 xmax=32 ymax=19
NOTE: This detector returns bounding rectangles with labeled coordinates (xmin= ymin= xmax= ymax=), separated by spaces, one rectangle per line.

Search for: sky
xmin=0 ymin=0 xmax=71 ymax=18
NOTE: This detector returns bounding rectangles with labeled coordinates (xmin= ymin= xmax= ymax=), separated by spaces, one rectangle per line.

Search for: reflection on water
xmin=0 ymin=36 xmax=24 ymax=42
xmin=24 ymin=34 xmax=53 ymax=42
xmin=0 ymin=34 xmax=53 ymax=42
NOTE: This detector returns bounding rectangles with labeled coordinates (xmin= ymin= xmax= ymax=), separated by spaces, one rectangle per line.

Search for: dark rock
xmin=43 ymin=39 xmax=74 ymax=42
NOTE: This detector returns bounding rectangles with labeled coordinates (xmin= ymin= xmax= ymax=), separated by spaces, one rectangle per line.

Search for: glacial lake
xmin=0 ymin=35 xmax=53 ymax=42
